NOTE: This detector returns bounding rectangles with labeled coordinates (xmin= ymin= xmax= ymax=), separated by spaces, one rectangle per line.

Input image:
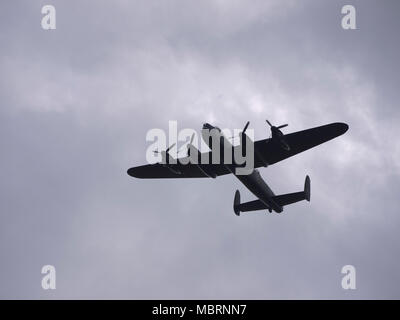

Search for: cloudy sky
xmin=1 ymin=0 xmax=400 ymax=299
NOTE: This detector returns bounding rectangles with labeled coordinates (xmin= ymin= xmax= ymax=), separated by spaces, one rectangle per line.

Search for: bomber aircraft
xmin=127 ymin=121 xmax=349 ymax=215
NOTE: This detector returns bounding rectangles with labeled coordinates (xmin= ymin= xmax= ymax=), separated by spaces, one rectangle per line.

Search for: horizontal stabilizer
xmin=233 ymin=190 xmax=269 ymax=215
xmin=272 ymin=175 xmax=311 ymax=207
xmin=233 ymin=176 xmax=311 ymax=215
xmin=238 ymin=199 xmax=269 ymax=212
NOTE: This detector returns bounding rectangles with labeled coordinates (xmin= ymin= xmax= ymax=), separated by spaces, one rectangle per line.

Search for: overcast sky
xmin=1 ymin=0 xmax=400 ymax=299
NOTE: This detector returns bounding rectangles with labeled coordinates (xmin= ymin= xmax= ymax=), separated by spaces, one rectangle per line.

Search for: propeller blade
xmin=183 ymin=133 xmax=196 ymax=156
xmin=165 ymin=143 xmax=176 ymax=153
xmin=243 ymin=121 xmax=250 ymax=134
xmin=277 ymin=124 xmax=288 ymax=129
xmin=266 ymin=120 xmax=273 ymax=127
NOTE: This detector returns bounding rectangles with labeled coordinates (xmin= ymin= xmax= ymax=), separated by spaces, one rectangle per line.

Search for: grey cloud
xmin=1 ymin=0 xmax=400 ymax=299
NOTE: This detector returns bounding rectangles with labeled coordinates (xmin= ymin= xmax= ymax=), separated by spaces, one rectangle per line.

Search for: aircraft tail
xmin=233 ymin=190 xmax=241 ymax=216
xmin=232 ymin=176 xmax=310 ymax=215
xmin=272 ymin=175 xmax=311 ymax=207
xmin=233 ymin=190 xmax=269 ymax=215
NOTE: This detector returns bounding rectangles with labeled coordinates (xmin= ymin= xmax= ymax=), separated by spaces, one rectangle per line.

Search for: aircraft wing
xmin=253 ymin=122 xmax=348 ymax=167
xmin=127 ymin=122 xmax=348 ymax=178
xmin=127 ymin=161 xmax=230 ymax=179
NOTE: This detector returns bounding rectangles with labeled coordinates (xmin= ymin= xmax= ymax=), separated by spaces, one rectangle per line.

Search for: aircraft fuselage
xmin=233 ymin=169 xmax=283 ymax=213
xmin=202 ymin=123 xmax=283 ymax=213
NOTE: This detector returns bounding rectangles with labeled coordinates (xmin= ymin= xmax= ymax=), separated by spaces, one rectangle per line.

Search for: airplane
xmin=127 ymin=120 xmax=349 ymax=215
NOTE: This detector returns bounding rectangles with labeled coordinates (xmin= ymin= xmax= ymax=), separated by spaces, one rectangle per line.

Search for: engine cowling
xmin=267 ymin=120 xmax=290 ymax=151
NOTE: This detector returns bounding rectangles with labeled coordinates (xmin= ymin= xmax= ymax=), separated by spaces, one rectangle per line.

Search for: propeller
xmin=153 ymin=142 xmax=183 ymax=174
xmin=153 ymin=143 xmax=176 ymax=164
xmin=189 ymin=133 xmax=195 ymax=145
xmin=166 ymin=143 xmax=176 ymax=153
xmin=173 ymin=133 xmax=198 ymax=158
xmin=186 ymin=133 xmax=196 ymax=156
xmin=227 ymin=121 xmax=250 ymax=141
xmin=243 ymin=121 xmax=250 ymax=134
xmin=266 ymin=120 xmax=288 ymax=130
xmin=153 ymin=143 xmax=176 ymax=154
xmin=266 ymin=119 xmax=290 ymax=151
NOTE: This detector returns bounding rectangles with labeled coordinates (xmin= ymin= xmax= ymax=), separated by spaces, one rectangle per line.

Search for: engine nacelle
xmin=266 ymin=120 xmax=290 ymax=151
xmin=162 ymin=163 xmax=181 ymax=175
xmin=159 ymin=151 xmax=182 ymax=175
xmin=187 ymin=144 xmax=217 ymax=178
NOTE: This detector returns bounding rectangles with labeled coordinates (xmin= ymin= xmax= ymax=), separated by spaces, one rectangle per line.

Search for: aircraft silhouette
xmin=127 ymin=121 xmax=349 ymax=215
